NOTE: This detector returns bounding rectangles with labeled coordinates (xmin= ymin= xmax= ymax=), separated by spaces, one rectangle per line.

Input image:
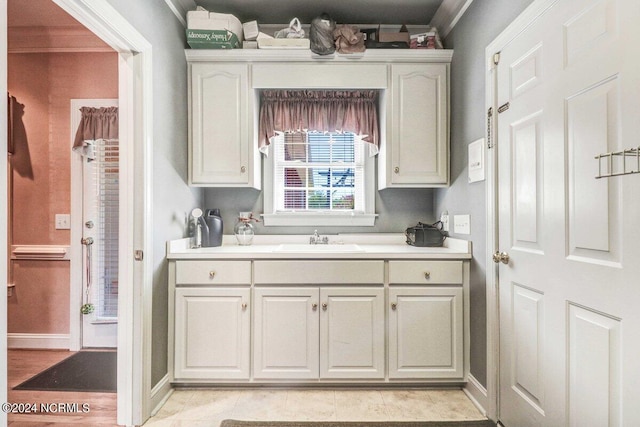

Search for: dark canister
xmin=204 ymin=208 xmax=223 ymax=247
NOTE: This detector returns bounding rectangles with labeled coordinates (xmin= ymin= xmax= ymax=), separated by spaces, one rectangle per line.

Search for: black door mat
xmin=14 ymin=351 xmax=116 ymax=393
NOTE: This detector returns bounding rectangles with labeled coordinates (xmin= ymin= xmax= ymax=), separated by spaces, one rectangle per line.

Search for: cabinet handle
xmin=391 ymin=303 xmax=397 ymax=310
xmin=240 ymin=166 xmax=246 ymax=173
xmin=394 ymin=166 xmax=400 ymax=174
xmin=424 ymin=271 xmax=431 ymax=279
xmin=322 ymin=303 xmax=328 ymax=311
xmin=242 ymin=303 xmax=247 ymax=311
xmin=312 ymin=303 xmax=318 ymax=311
xmin=209 ymin=271 xmax=216 ymax=279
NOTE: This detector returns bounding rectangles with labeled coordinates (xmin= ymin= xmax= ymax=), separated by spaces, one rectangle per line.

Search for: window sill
xmin=261 ymin=213 xmax=378 ymax=227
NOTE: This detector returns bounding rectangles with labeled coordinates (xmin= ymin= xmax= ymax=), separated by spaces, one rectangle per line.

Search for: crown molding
xmin=430 ymin=0 xmax=474 ymax=39
xmin=185 ymin=48 xmax=454 ymax=63
xmin=164 ymin=0 xmax=196 ymax=27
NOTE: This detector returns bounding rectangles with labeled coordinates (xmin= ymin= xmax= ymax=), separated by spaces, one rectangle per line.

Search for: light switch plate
xmin=454 ymin=214 xmax=470 ymax=235
xmin=440 ymin=211 xmax=450 ymax=232
xmin=468 ymin=138 xmax=485 ymax=183
xmin=55 ymin=214 xmax=71 ymax=230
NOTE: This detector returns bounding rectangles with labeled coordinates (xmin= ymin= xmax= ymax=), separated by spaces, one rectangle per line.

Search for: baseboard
xmin=8 ymin=333 xmax=70 ymax=349
xmin=150 ymin=374 xmax=173 ymax=417
xmin=463 ymin=374 xmax=489 ymax=417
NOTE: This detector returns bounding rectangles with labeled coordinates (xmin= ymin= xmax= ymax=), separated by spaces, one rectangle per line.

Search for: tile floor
xmin=143 ymin=388 xmax=487 ymax=427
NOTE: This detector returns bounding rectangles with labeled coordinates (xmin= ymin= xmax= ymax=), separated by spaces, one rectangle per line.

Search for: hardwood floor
xmin=7 ymin=349 xmax=117 ymax=426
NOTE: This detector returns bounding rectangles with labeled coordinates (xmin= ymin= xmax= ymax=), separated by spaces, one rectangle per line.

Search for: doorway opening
xmin=5 ymin=0 xmax=152 ymax=425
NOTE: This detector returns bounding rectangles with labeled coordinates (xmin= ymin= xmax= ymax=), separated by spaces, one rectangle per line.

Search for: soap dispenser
xmin=204 ymin=208 xmax=223 ymax=247
xmin=188 ymin=208 xmax=209 ymax=248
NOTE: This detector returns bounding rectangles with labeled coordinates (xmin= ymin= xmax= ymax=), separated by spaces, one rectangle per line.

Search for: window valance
xmin=258 ymin=90 xmax=379 ymax=155
xmin=73 ymin=106 xmax=119 ymax=160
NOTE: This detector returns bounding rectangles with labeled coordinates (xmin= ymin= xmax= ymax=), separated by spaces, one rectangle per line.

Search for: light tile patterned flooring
xmin=144 ymin=388 xmax=487 ymax=427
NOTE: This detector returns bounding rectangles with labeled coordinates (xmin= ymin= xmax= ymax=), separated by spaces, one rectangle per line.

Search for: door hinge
xmin=134 ymin=250 xmax=144 ymax=261
xmin=498 ymin=102 xmax=510 ymax=114
xmin=487 ymin=107 xmax=494 ymax=149
xmin=493 ymin=52 xmax=501 ymax=65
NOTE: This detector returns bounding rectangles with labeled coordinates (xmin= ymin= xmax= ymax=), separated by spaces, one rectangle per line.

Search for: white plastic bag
xmin=274 ymin=18 xmax=305 ymax=39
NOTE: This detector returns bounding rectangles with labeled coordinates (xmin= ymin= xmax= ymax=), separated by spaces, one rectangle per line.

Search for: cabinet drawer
xmin=254 ymin=260 xmax=384 ymax=284
xmin=388 ymin=261 xmax=462 ymax=284
xmin=175 ymin=260 xmax=251 ymax=285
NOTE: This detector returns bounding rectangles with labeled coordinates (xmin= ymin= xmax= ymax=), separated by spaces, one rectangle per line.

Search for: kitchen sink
xmin=273 ymin=243 xmax=365 ymax=253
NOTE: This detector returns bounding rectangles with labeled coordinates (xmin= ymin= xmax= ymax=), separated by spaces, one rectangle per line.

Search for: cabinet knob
xmin=240 ymin=166 xmax=246 ymax=173
xmin=322 ymin=303 xmax=328 ymax=311
xmin=242 ymin=303 xmax=247 ymax=311
xmin=394 ymin=166 xmax=400 ymax=174
xmin=391 ymin=303 xmax=397 ymax=310
xmin=424 ymin=271 xmax=431 ymax=279
xmin=209 ymin=271 xmax=216 ymax=279
xmin=312 ymin=303 xmax=318 ymax=311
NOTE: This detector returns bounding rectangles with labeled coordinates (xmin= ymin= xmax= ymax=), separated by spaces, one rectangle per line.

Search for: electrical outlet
xmin=55 ymin=214 xmax=71 ymax=230
xmin=440 ymin=211 xmax=449 ymax=232
xmin=454 ymin=214 xmax=471 ymax=235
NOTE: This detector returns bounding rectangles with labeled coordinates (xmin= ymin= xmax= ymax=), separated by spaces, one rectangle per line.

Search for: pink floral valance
xmin=258 ymin=90 xmax=379 ymax=154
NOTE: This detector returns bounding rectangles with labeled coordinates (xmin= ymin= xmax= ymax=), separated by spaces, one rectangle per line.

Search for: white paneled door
xmin=81 ymin=136 xmax=119 ymax=348
xmin=72 ymin=99 xmax=119 ymax=349
xmin=495 ymin=0 xmax=640 ymax=425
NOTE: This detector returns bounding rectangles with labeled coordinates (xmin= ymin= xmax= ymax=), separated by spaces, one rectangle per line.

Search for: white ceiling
xmin=193 ymin=0 xmax=445 ymax=25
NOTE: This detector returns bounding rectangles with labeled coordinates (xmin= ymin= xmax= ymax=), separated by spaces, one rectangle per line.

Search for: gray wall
xmin=204 ymin=187 xmax=437 ymax=235
xmin=436 ymin=0 xmax=534 ymax=388
xmin=106 ymin=0 xmax=201 ymax=388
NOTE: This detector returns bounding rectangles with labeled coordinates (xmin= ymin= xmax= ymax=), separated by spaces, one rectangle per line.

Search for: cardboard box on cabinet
xmin=186 ymin=7 xmax=243 ymax=49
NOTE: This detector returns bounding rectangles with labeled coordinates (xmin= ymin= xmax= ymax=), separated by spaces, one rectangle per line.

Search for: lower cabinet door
xmin=253 ymin=287 xmax=320 ymax=379
xmin=388 ymin=287 xmax=463 ymax=379
xmin=174 ymin=287 xmax=250 ymax=379
xmin=320 ymin=287 xmax=385 ymax=379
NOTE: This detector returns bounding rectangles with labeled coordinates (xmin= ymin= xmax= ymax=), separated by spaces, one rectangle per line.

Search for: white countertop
xmin=166 ymin=234 xmax=472 ymax=260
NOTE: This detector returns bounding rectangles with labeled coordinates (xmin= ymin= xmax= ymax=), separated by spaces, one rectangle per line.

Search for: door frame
xmin=70 ymin=98 xmax=119 ymax=350
xmin=54 ymin=1 xmax=154 ymax=424
xmin=3 ymin=0 xmax=154 ymax=425
xmin=484 ymin=0 xmax=560 ymax=423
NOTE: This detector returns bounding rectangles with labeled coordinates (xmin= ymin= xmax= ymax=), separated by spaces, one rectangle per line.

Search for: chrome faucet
xmin=310 ymin=230 xmax=329 ymax=245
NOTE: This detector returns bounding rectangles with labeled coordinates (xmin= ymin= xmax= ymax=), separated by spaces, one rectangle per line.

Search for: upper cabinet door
xmin=382 ymin=63 xmax=449 ymax=188
xmin=189 ymin=63 xmax=259 ymax=188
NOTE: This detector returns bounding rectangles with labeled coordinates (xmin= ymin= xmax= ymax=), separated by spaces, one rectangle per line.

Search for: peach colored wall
xmin=8 ymin=52 xmax=118 ymax=336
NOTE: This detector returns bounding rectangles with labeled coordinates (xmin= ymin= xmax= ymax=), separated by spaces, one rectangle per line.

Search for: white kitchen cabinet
xmin=167 ymin=235 xmax=470 ymax=385
xmin=186 ymin=50 xmax=451 ymax=190
xmin=320 ymin=287 xmax=385 ymax=379
xmin=253 ymin=287 xmax=319 ymax=379
xmin=388 ymin=287 xmax=463 ymax=379
xmin=253 ymin=286 xmax=385 ymax=380
xmin=189 ymin=62 xmax=260 ymax=188
xmin=174 ymin=287 xmax=250 ymax=379
xmin=379 ymin=63 xmax=449 ymax=188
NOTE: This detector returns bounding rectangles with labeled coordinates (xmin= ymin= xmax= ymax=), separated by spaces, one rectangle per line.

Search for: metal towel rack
xmin=595 ymin=146 xmax=640 ymax=179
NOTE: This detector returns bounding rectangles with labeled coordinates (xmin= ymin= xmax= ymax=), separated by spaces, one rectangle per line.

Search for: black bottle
xmin=204 ymin=209 xmax=223 ymax=247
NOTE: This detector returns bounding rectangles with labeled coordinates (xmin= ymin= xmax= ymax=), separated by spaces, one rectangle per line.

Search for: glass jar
xmin=234 ymin=212 xmax=255 ymax=246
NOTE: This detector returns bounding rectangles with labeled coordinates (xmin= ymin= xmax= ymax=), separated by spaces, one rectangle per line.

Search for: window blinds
xmin=273 ymin=131 xmax=365 ymax=213
xmin=92 ymin=138 xmax=119 ymax=319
